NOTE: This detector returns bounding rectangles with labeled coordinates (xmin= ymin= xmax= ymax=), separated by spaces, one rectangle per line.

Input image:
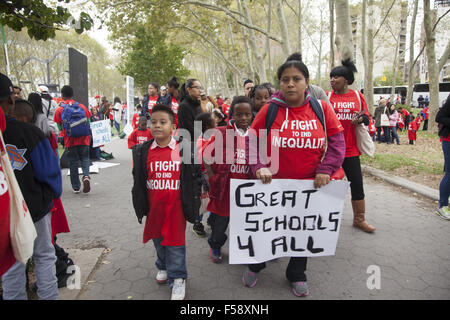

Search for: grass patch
xmin=361 ymin=154 xmax=416 ymax=171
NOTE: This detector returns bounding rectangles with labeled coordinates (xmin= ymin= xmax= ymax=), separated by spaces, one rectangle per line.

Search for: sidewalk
xmin=56 ymin=138 xmax=450 ymax=300
xmin=361 ymin=165 xmax=440 ymax=201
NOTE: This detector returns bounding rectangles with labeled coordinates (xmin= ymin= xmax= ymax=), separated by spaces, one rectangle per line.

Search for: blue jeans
xmin=2 ymin=213 xmax=58 ymax=300
xmin=390 ymin=126 xmax=400 ymax=144
xmin=152 ymin=238 xmax=187 ymax=286
xmin=439 ymin=140 xmax=450 ymax=208
xmin=67 ymin=145 xmax=90 ymax=190
xmin=114 ymin=120 xmax=121 ymax=133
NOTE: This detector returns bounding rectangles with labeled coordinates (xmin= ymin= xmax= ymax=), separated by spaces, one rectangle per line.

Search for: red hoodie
xmin=203 ymin=122 xmax=253 ymax=217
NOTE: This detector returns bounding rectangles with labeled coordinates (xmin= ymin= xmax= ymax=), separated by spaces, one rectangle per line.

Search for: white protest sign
xmin=90 ymin=120 xmax=112 ymax=148
xmin=124 ymin=75 xmax=135 ymax=136
xmin=229 ymin=179 xmax=350 ymax=264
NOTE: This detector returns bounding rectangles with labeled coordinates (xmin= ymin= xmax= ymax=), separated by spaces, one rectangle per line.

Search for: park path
xmin=57 ymin=137 xmax=450 ymax=300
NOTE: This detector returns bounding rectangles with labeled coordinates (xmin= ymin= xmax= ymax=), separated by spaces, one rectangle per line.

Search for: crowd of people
xmin=1 ymin=50 xmax=449 ymax=301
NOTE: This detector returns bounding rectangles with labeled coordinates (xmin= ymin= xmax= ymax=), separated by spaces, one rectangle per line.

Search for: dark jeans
xmin=440 ymin=140 xmax=450 ymax=208
xmin=342 ymin=156 xmax=365 ymax=201
xmin=67 ymin=145 xmax=90 ymax=190
xmin=153 ymin=238 xmax=187 ymax=285
xmin=249 ymin=257 xmax=308 ymax=282
xmin=207 ymin=213 xmax=229 ymax=250
xmin=376 ymin=127 xmax=389 ymax=143
xmin=390 ymin=126 xmax=400 ymax=144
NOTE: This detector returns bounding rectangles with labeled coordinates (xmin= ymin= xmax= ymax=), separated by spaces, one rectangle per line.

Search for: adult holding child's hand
xmin=247 ymin=53 xmax=345 ymax=297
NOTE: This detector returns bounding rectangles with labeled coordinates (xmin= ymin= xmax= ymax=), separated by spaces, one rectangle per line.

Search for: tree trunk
xmin=334 ymin=0 xmax=353 ymax=62
xmin=361 ymin=0 xmax=368 ymax=104
xmin=298 ymin=0 xmax=302 ymax=54
xmin=329 ymin=0 xmax=335 ymax=70
xmin=390 ymin=33 xmax=400 ymax=103
xmin=423 ymin=0 xmax=439 ymax=133
xmin=275 ymin=0 xmax=291 ymax=57
xmin=366 ymin=0 xmax=375 ymax=113
xmin=406 ymin=0 xmax=419 ymax=107
xmin=316 ymin=10 xmax=324 ymax=85
xmin=239 ymin=0 xmax=267 ymax=82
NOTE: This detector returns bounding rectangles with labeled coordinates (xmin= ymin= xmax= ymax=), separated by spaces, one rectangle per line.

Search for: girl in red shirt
xmin=245 ymin=53 xmax=345 ymax=297
xmin=328 ymin=59 xmax=376 ymax=233
xmin=408 ymin=116 xmax=419 ymax=144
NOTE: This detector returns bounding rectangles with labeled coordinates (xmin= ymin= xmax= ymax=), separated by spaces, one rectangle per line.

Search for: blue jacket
xmin=4 ymin=116 xmax=62 ymax=222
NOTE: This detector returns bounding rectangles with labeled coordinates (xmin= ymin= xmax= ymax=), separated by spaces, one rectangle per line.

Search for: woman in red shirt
xmin=328 ymin=60 xmax=376 ymax=233
xmin=246 ymin=53 xmax=345 ymax=297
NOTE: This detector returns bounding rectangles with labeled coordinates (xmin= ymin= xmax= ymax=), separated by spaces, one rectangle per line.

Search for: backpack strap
xmin=309 ymin=97 xmax=325 ymax=130
xmin=265 ymin=102 xmax=279 ymax=132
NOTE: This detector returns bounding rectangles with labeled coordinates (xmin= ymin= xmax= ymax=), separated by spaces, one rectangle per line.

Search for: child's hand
xmin=256 ymin=168 xmax=272 ymax=184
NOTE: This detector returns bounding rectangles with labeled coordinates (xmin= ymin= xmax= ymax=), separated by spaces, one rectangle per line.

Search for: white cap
xmin=160 ymin=86 xmax=167 ymax=91
xmin=38 ymin=85 xmax=49 ymax=93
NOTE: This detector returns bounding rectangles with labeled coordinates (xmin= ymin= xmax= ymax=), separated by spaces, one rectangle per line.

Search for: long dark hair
xmin=28 ymin=92 xmax=44 ymax=115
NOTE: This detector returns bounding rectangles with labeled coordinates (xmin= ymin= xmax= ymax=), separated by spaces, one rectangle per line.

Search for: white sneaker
xmin=155 ymin=270 xmax=168 ymax=284
xmin=171 ymin=278 xmax=185 ymax=300
xmin=436 ymin=206 xmax=450 ymax=220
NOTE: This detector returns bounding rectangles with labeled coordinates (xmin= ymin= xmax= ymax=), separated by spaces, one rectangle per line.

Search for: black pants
xmin=342 ymin=156 xmax=365 ymax=201
xmin=248 ymin=257 xmax=308 ymax=282
xmin=423 ymin=119 xmax=428 ymax=131
xmin=207 ymin=213 xmax=229 ymax=249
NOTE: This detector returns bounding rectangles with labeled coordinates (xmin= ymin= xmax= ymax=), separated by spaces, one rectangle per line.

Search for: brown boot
xmin=352 ymin=200 xmax=376 ymax=233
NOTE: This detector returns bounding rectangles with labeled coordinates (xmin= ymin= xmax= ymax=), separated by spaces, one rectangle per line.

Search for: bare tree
xmin=406 ymin=0 xmax=419 ymax=107
xmin=334 ymin=0 xmax=353 ymax=62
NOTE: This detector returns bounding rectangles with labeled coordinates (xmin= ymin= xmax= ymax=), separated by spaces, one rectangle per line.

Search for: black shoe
xmin=192 ymin=222 xmax=206 ymax=238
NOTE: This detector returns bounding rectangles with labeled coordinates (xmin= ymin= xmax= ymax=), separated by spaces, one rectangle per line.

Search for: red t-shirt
xmin=222 ymin=104 xmax=230 ymax=117
xmin=398 ymin=113 xmax=405 ymax=129
xmin=0 ymin=117 xmax=15 ymax=277
xmin=171 ymin=97 xmax=179 ymax=114
xmin=53 ymin=99 xmax=92 ymax=147
xmin=132 ymin=113 xmax=140 ymax=129
xmin=408 ymin=121 xmax=418 ymax=141
xmin=148 ymin=96 xmax=159 ymax=113
xmin=368 ymin=118 xmax=376 ymax=136
xmin=328 ymin=90 xmax=369 ymax=158
xmin=128 ymin=128 xmax=153 ymax=149
xmin=143 ymin=142 xmax=186 ymax=246
xmin=251 ymin=100 xmax=343 ymax=179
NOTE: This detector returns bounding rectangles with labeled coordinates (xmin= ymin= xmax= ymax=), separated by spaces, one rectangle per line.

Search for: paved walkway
xmin=57 ymin=137 xmax=450 ymax=300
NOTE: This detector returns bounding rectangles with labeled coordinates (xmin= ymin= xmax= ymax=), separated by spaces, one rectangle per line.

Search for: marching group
xmin=1 ymin=52 xmax=449 ymax=301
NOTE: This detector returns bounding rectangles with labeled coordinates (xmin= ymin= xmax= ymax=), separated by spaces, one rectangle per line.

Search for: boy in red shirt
xmin=128 ymin=116 xmax=153 ymax=149
xmin=132 ymin=105 xmax=142 ymax=129
xmin=408 ymin=116 xmax=419 ymax=145
xmin=131 ymin=104 xmax=202 ymax=300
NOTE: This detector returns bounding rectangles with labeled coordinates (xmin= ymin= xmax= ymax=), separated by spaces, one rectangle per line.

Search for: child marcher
xmin=128 ymin=116 xmax=153 ymax=149
xmin=408 ymin=116 xmax=419 ymax=145
xmin=194 ymin=112 xmax=216 ymax=228
xmin=132 ymin=105 xmax=143 ymax=129
xmin=201 ymin=96 xmax=265 ymax=263
xmin=131 ymin=104 xmax=202 ymax=300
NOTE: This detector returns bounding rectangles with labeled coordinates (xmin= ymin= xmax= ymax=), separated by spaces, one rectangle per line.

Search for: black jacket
xmin=141 ymin=94 xmax=164 ymax=119
xmin=131 ymin=137 xmax=202 ymax=224
xmin=177 ymin=95 xmax=201 ymax=141
xmin=436 ymin=94 xmax=450 ymax=138
xmin=3 ymin=116 xmax=62 ymax=222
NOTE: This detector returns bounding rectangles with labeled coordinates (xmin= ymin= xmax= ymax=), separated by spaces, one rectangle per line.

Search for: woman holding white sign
xmin=247 ymin=53 xmax=346 ymax=297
